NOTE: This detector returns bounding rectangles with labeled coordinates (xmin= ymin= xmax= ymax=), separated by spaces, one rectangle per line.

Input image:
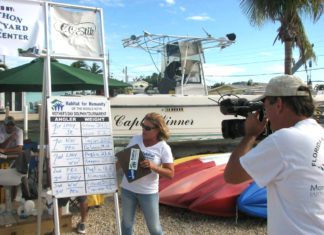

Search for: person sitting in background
xmin=0 ymin=116 xmax=23 ymax=153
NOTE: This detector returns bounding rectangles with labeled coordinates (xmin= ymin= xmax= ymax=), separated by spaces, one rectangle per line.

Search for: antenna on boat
xmin=122 ymin=31 xmax=236 ymax=52
xmin=122 ymin=31 xmax=236 ymax=95
xmin=202 ymin=27 xmax=212 ymax=38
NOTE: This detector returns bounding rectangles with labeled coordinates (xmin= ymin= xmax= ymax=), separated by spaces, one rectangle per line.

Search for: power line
xmin=205 ymin=67 xmax=324 ymax=78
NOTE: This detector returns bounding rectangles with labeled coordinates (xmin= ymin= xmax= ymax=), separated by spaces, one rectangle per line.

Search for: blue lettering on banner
xmin=0 ymin=6 xmax=31 ymax=41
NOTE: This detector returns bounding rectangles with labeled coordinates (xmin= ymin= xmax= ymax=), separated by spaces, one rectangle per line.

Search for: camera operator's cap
xmin=4 ymin=116 xmax=15 ymax=126
xmin=258 ymin=75 xmax=309 ymax=100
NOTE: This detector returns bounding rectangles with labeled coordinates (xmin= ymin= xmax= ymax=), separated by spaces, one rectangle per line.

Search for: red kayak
xmin=177 ymin=165 xmax=226 ymax=207
xmin=159 ymin=159 xmax=215 ymax=192
xmin=159 ymin=153 xmax=231 ymax=208
xmin=159 ymin=164 xmax=226 ymax=208
xmin=188 ymin=176 xmax=253 ymax=217
xmin=159 ymin=157 xmax=212 ymax=188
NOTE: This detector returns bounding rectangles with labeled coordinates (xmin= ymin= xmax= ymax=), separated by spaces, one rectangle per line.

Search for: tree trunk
xmin=284 ymin=40 xmax=293 ymax=75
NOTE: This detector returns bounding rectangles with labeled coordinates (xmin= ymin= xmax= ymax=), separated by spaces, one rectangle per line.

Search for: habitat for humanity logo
xmin=51 ymin=99 xmax=64 ymax=111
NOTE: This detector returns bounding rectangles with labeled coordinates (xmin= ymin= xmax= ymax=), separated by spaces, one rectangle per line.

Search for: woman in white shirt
xmin=119 ymin=112 xmax=174 ymax=235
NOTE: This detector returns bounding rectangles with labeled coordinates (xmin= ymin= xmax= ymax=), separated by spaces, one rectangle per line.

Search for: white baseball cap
xmin=258 ymin=75 xmax=309 ymax=100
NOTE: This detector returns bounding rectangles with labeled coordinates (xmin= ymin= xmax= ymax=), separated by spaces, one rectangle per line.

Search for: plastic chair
xmin=0 ymin=150 xmax=32 ymax=214
xmin=0 ymin=165 xmax=28 ymax=214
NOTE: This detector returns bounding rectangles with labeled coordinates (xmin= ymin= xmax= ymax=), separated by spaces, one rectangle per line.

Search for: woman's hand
xmin=140 ymin=159 xmax=174 ymax=179
xmin=140 ymin=159 xmax=157 ymax=171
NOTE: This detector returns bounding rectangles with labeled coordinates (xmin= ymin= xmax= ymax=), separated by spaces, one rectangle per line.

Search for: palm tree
xmin=240 ymin=0 xmax=323 ymax=74
xmin=89 ymin=62 xmax=103 ymax=74
xmin=0 ymin=63 xmax=8 ymax=72
xmin=70 ymin=60 xmax=89 ymax=70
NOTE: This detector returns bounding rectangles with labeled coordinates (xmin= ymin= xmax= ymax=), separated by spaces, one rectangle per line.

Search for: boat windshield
xmin=162 ymin=41 xmax=202 ymax=85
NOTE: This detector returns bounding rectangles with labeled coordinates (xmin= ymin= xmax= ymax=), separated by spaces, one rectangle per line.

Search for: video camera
xmin=220 ymin=98 xmax=271 ymax=139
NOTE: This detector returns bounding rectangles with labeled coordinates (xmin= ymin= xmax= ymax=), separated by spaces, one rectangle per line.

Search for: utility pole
xmin=107 ymin=51 xmax=110 ymax=79
xmin=124 ymin=66 xmax=128 ymax=83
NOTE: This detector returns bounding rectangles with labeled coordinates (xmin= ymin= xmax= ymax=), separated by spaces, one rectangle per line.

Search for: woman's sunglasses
xmin=141 ymin=123 xmax=156 ymax=131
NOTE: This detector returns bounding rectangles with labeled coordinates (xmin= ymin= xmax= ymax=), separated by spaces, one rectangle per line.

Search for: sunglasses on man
xmin=141 ymin=123 xmax=156 ymax=131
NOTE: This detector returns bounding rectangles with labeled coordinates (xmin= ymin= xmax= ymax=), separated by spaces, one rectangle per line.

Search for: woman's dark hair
xmin=267 ymin=86 xmax=314 ymax=117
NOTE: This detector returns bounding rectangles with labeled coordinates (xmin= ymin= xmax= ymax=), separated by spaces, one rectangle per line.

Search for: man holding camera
xmin=224 ymin=75 xmax=324 ymax=234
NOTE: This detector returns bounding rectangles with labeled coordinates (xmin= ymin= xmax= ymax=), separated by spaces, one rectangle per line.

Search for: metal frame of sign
xmin=0 ymin=1 xmax=121 ymax=234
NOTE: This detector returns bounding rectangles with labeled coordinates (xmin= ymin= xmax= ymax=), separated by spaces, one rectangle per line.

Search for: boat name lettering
xmin=114 ymin=115 xmax=194 ymax=129
xmin=114 ymin=115 xmax=142 ymax=130
xmin=164 ymin=115 xmax=194 ymax=126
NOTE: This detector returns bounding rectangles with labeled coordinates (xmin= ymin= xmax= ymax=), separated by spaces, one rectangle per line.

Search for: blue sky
xmin=5 ymin=0 xmax=324 ymax=86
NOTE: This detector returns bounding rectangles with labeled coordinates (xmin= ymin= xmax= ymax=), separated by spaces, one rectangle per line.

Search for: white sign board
xmin=51 ymin=6 xmax=101 ymax=57
xmin=47 ymin=96 xmax=117 ymax=198
xmin=0 ymin=0 xmax=45 ymax=56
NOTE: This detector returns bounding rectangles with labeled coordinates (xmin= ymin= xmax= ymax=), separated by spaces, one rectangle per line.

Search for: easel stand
xmin=52 ymin=191 xmax=121 ymax=235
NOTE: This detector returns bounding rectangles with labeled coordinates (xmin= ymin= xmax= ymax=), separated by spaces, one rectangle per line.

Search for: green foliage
xmin=89 ymin=62 xmax=103 ymax=74
xmin=0 ymin=63 xmax=8 ymax=71
xmin=211 ymin=82 xmax=225 ymax=88
xmin=134 ymin=72 xmax=162 ymax=87
xmin=240 ymin=0 xmax=323 ymax=74
xmin=70 ymin=61 xmax=103 ymax=75
xmin=71 ymin=60 xmax=89 ymax=70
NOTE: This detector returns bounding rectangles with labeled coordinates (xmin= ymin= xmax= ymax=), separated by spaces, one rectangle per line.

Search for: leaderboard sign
xmin=47 ymin=96 xmax=117 ymax=198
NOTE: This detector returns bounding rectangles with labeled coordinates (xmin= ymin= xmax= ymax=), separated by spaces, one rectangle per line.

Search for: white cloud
xmin=260 ymin=52 xmax=271 ymax=56
xmin=203 ymin=64 xmax=246 ymax=79
xmin=264 ymin=63 xmax=284 ymax=72
xmin=165 ymin=0 xmax=175 ymax=5
xmin=79 ymin=0 xmax=124 ymax=7
xmin=132 ymin=64 xmax=157 ymax=73
xmin=179 ymin=6 xmax=186 ymax=12
xmin=186 ymin=14 xmax=213 ymax=21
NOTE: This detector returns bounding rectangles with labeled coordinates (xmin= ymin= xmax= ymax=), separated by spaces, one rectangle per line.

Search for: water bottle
xmin=20 ymin=198 xmax=27 ymax=219
xmin=5 ymin=188 xmax=11 ymax=212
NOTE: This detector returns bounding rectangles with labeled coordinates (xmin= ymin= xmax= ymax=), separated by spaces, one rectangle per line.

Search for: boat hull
xmin=110 ymin=94 xmax=260 ymax=141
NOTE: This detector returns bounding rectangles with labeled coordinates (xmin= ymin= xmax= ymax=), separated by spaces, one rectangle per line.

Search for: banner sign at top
xmin=0 ymin=0 xmax=45 ymax=56
xmin=51 ymin=6 xmax=102 ymax=57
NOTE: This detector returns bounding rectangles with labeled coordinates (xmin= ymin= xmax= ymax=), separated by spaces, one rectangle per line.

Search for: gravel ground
xmin=63 ymin=194 xmax=267 ymax=235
